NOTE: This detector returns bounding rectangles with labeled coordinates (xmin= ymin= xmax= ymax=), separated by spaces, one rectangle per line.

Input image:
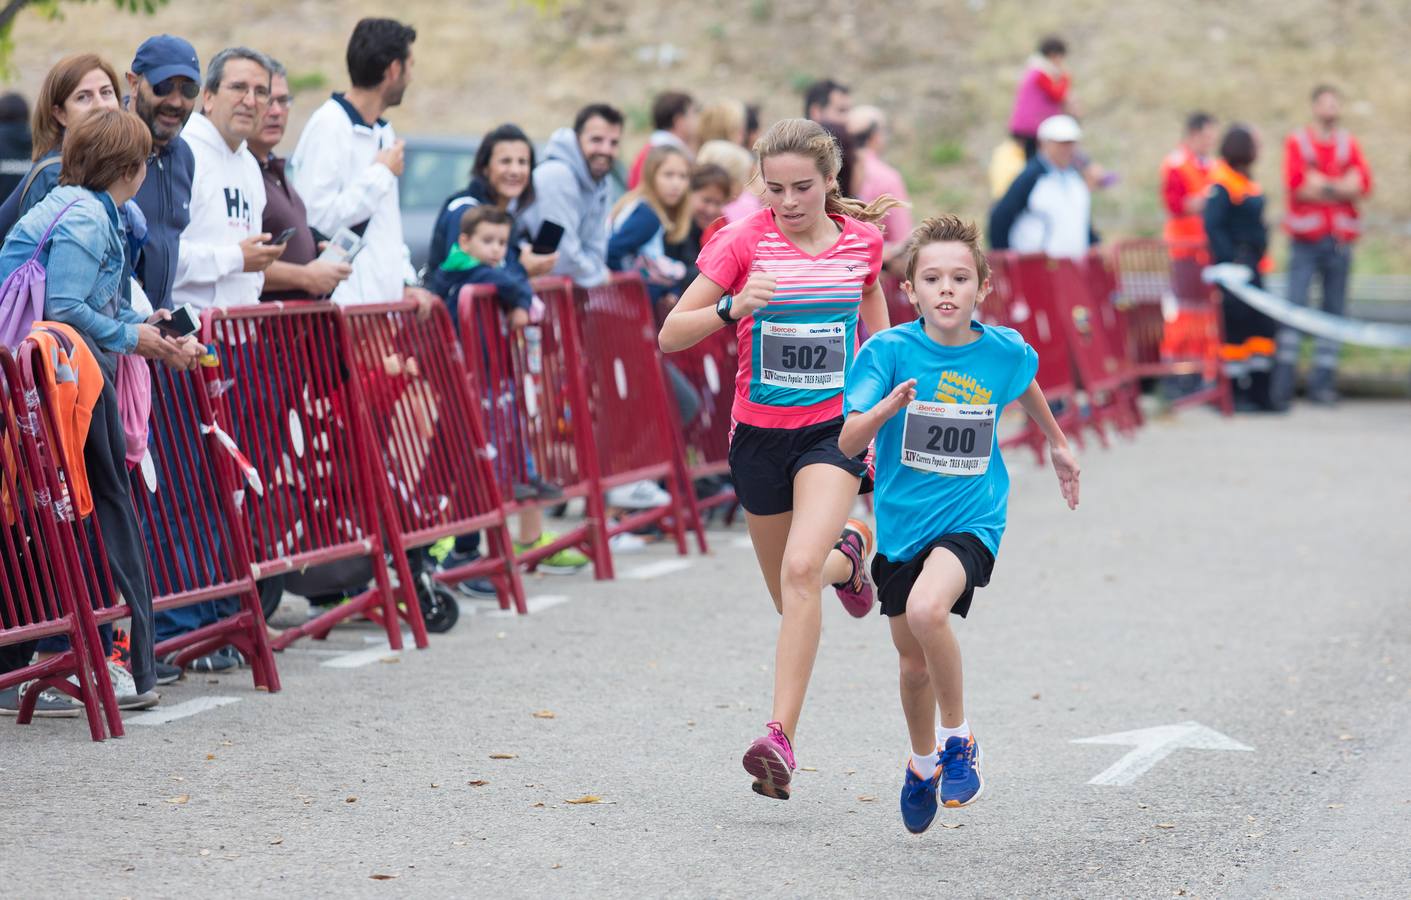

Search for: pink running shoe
xmin=743 ymin=721 xmax=797 ymax=800
xmin=832 ymin=518 xmax=875 ymax=617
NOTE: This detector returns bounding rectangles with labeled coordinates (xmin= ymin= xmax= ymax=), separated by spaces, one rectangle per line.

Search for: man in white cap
xmin=987 ymin=113 xmax=1097 ymax=258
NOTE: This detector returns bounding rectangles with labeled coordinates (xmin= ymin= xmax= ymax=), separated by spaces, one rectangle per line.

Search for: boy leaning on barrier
xmin=425 ymin=205 xmax=532 ymax=327
xmin=838 ymin=215 xmax=1080 ymax=833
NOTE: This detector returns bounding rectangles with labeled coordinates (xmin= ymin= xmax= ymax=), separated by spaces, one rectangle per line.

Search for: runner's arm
xmin=658 ymin=272 xmax=728 ymax=353
xmin=1017 ymin=379 xmax=1080 ymax=509
xmin=859 ymin=278 xmax=890 ymax=337
xmin=839 ymin=379 xmax=916 ymax=457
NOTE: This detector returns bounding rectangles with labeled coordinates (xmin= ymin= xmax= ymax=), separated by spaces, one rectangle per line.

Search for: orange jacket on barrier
xmin=28 ymin=322 xmax=102 ymax=519
xmin=1160 ymin=145 xmax=1212 ymax=254
xmin=1283 ymin=126 xmax=1372 ymax=243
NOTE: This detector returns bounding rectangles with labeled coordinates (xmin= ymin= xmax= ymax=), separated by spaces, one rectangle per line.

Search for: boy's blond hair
xmin=902 ymin=215 xmax=991 ymax=284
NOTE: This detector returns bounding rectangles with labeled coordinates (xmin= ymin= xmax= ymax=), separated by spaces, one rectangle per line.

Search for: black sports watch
xmin=716 ymin=295 xmax=735 ymax=323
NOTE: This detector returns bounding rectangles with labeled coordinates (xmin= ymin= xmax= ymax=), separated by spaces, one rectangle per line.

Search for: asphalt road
xmin=2 ymin=400 xmax=1408 ymax=899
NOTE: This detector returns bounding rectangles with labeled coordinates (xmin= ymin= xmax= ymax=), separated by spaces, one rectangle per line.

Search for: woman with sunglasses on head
xmin=0 ymin=54 xmax=123 ymax=238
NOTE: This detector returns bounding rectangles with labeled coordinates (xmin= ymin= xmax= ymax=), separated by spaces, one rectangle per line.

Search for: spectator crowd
xmin=0 ymin=19 xmax=1375 ymax=717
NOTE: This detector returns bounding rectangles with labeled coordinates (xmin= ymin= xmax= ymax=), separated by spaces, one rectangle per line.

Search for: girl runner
xmin=659 ymin=117 xmax=900 ymax=800
xmin=839 ymin=215 xmax=1080 ymax=832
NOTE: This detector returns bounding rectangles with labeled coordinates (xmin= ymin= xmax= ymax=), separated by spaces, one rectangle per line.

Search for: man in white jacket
xmin=289 ymin=17 xmax=434 ymax=313
xmin=171 ymin=47 xmax=285 ymax=310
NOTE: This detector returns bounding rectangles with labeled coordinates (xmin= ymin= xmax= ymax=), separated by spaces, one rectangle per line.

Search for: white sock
xmin=936 ymin=719 xmax=970 ymax=747
xmin=910 ymin=751 xmax=939 ymax=780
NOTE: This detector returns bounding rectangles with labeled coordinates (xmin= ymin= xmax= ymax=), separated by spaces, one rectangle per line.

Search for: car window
xmin=401 ymin=146 xmax=478 ymax=210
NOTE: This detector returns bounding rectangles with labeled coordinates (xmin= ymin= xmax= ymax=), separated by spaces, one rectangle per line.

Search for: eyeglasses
xmin=268 ymin=95 xmax=294 ymax=110
xmin=151 ymin=77 xmax=199 ymax=100
xmin=221 ymin=81 xmax=271 ymax=102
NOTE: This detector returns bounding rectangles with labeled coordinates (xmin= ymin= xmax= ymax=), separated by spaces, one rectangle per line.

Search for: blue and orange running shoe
xmin=940 ymin=734 xmax=984 ymax=808
xmin=832 ymin=518 xmax=875 ymax=617
xmin=899 ymin=758 xmax=941 ymax=833
xmin=743 ymin=721 xmax=796 ymax=800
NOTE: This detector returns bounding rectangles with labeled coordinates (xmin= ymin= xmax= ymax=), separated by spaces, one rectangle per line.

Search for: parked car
xmin=401 ymin=136 xmax=479 ymax=274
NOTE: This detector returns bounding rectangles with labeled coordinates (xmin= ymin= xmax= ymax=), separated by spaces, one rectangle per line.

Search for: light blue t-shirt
xmin=845 ymin=319 xmax=1038 ymax=561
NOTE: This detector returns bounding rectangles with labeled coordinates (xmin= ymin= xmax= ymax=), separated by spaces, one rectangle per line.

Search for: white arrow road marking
xmin=622 ymin=559 xmax=694 ymax=580
xmin=1072 ymin=721 xmax=1254 ymax=786
xmin=127 ymin=696 xmax=241 ymax=726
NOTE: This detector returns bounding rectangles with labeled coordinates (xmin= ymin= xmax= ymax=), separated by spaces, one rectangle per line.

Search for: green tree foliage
xmin=0 ymin=0 xmax=168 ymax=71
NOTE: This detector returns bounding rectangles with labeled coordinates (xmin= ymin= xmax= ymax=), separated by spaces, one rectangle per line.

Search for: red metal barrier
xmin=340 ymin=300 xmax=526 ymax=618
xmin=129 ymin=363 xmax=279 ymax=690
xmin=881 ymin=273 xmax=916 ymax=327
xmin=1044 ymin=257 xmax=1141 ymax=443
xmin=1112 ymin=239 xmax=1232 ymax=414
xmin=575 ymin=274 xmax=706 ymax=555
xmin=459 ymin=279 xmax=611 ymax=579
xmin=0 ymin=346 xmax=117 ymax=740
xmin=671 ymin=325 xmax=737 ymax=515
xmin=199 ymin=303 xmax=410 ymax=651
xmin=996 ymin=253 xmax=1086 ymax=459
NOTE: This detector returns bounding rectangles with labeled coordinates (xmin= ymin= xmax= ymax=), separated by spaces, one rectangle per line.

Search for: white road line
xmin=622 ymin=559 xmax=694 ymax=580
xmin=127 ymin=696 xmax=241 ymax=726
xmin=321 ymin=644 xmax=401 ymax=669
xmin=483 ymin=594 xmax=572 ymax=618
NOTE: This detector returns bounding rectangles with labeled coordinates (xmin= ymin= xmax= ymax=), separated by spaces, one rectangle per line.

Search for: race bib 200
xmin=760 ymin=321 xmax=846 ymax=390
xmin=901 ymin=401 xmax=995 ymax=476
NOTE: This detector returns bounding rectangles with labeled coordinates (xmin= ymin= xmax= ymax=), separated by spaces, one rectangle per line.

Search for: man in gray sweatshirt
xmin=519 ymin=103 xmax=623 ymax=288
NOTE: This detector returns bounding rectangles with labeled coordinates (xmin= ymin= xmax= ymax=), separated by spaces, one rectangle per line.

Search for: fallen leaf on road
xmin=550 ymin=863 xmax=562 ymax=870
xmin=1155 ymin=823 xmax=1176 ymax=829
xmin=166 ymin=795 xmax=190 ymax=805
xmin=346 ymin=797 xmax=358 ymax=803
xmin=369 ymin=874 xmax=398 ymax=881
xmin=430 ymin=783 xmax=440 ymax=789
xmin=452 ymin=840 xmax=468 ymax=846
xmin=269 ymin=837 xmax=283 ymax=845
xmin=857 ymin=796 xmax=877 ymax=802
xmin=1327 ymin=803 xmax=1344 ymax=809
xmin=686 ymin=720 xmax=696 ymax=727
xmin=531 ymin=802 xmax=545 ymax=808
xmin=467 ymin=780 xmax=489 ymax=787
xmin=198 ymin=849 xmax=210 ymax=857
xmin=205 ymin=754 xmax=216 ymax=761
xmin=532 ymin=710 xmax=556 ymax=719
xmin=489 ymin=753 xmax=517 ymax=760
xmin=1138 ymin=803 xmax=1149 ymax=809
xmin=800 ymin=766 xmax=818 ymax=772
xmin=1031 ymin=693 xmax=1041 ymax=700
xmin=379 ymin=657 xmax=400 ymax=664
xmin=1338 ymin=734 xmax=1355 ymax=741
xmin=844 ymin=768 xmax=856 ymax=776
xmin=941 ymin=823 xmax=964 ymax=829
xmin=565 ymin=795 xmax=602 ymax=804
xmin=220 ymin=740 xmax=232 ymax=746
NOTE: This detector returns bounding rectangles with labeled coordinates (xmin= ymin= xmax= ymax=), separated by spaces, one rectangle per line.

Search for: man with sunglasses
xmin=126 ymin=34 xmax=200 ymax=311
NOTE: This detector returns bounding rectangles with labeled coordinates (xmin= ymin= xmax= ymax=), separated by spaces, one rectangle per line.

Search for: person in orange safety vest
xmin=1276 ymin=84 xmax=1373 ymax=405
xmin=1159 ymin=111 xmax=1217 ymax=261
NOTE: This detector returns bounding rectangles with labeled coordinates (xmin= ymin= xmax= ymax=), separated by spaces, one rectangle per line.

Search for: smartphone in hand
xmin=155 ymin=304 xmax=200 ymax=338
xmin=531 ymin=221 xmax=565 ymax=256
xmin=268 ymin=226 xmax=298 ymax=246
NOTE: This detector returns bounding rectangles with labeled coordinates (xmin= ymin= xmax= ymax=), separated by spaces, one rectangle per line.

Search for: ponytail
xmin=826 ymin=189 xmax=906 ymax=225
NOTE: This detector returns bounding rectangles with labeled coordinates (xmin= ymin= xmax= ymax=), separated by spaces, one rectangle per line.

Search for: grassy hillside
xmin=6 ymin=0 xmax=1409 ymax=269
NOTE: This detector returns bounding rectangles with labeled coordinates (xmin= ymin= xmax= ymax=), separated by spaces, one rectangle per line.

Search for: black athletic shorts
xmin=727 ymin=417 xmax=872 ymax=516
xmin=872 ymin=532 xmax=995 ymax=619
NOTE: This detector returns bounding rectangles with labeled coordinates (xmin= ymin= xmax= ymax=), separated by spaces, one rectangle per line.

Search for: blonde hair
xmin=695 ymin=139 xmax=754 ymax=199
xmin=753 ymin=118 xmax=903 ymax=225
xmin=611 ymin=145 xmax=692 ymax=243
xmin=698 ymin=99 xmax=746 ymax=146
xmin=902 ymin=215 xmax=991 ymax=284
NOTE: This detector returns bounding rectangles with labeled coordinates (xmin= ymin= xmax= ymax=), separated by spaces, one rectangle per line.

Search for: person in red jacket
xmin=1160 ymin=111 xmax=1217 ymax=262
xmin=627 ymin=91 xmax=698 ymax=190
xmin=1279 ymin=84 xmax=1372 ymax=405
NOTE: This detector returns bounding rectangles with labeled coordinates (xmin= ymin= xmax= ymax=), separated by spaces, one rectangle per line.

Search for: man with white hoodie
xmin=519 ymin=103 xmax=624 ymax=289
xmin=171 ymin=47 xmax=284 ymax=310
xmin=158 ymin=47 xmax=285 ymax=669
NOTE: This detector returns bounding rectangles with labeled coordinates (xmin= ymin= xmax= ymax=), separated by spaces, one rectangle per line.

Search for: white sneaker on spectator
xmin=606 ymin=480 xmax=671 ymax=510
xmin=608 ymin=531 xmax=648 ymax=553
xmin=69 ymin=661 xmax=159 ymax=711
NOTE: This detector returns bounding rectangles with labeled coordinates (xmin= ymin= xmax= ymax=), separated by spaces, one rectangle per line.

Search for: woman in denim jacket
xmin=0 ymin=109 xmax=197 ymax=716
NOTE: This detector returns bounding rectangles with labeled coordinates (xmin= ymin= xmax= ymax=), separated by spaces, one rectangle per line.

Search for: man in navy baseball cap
xmin=128 ymin=34 xmax=200 ymax=146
